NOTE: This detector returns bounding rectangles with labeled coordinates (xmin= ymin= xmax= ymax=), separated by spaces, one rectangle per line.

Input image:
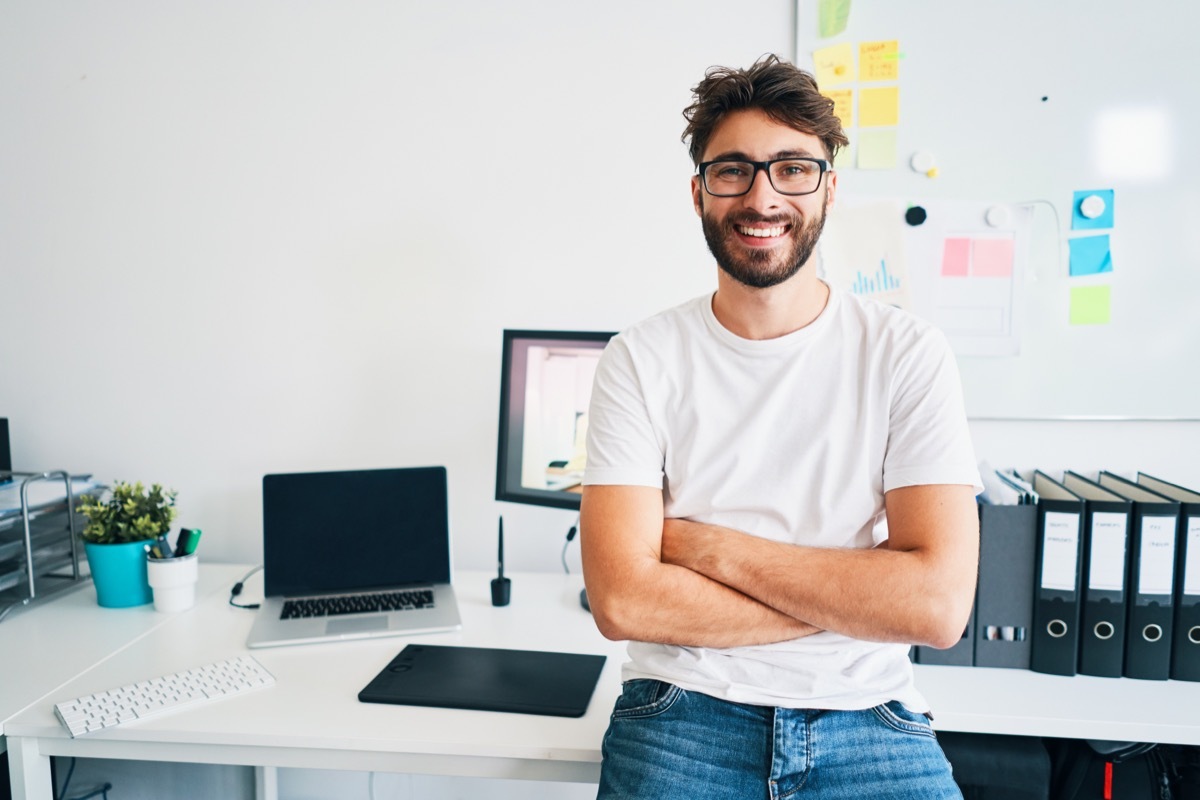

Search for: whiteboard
xmin=796 ymin=0 xmax=1200 ymax=419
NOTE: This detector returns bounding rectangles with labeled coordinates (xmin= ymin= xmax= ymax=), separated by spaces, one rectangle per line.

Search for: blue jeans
xmin=597 ymin=680 xmax=962 ymax=800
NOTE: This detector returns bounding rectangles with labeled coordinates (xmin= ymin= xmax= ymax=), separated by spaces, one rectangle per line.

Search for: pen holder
xmin=146 ymin=552 xmax=199 ymax=612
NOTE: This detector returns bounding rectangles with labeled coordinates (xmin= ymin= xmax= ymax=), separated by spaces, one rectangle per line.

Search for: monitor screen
xmin=495 ymin=330 xmax=615 ymax=510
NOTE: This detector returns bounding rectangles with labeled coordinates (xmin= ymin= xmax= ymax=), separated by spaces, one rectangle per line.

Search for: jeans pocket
xmin=611 ymin=679 xmax=683 ymax=720
xmin=870 ymin=700 xmax=937 ymax=738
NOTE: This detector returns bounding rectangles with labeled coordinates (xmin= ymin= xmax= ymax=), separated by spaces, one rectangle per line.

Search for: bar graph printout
xmin=820 ymin=198 xmax=1031 ymax=357
xmin=819 ymin=200 xmax=913 ymax=311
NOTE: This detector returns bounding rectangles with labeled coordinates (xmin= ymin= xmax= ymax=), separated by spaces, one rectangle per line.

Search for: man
xmin=580 ymin=54 xmax=981 ymax=799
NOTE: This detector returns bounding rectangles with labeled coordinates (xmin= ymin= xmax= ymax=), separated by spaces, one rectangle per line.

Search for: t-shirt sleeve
xmin=883 ymin=327 xmax=982 ymax=494
xmin=582 ymin=335 xmax=665 ymax=489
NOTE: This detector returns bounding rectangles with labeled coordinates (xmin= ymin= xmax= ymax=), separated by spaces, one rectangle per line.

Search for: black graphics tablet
xmin=358 ymin=644 xmax=607 ymax=718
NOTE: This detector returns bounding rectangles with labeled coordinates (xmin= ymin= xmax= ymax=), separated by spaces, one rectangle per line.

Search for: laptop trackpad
xmin=327 ymin=616 xmax=389 ymax=636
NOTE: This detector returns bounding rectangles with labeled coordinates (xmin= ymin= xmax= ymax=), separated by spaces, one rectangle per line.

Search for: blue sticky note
xmin=1069 ymin=234 xmax=1113 ymax=276
xmin=1072 ymin=189 xmax=1115 ymax=230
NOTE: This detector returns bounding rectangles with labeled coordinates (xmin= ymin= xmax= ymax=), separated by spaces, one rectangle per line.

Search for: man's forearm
xmin=585 ymin=555 xmax=820 ymax=648
xmin=660 ymin=514 xmax=975 ymax=649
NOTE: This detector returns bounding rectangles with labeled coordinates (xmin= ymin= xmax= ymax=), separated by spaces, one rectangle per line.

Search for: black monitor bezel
xmin=494 ymin=329 xmax=615 ymax=511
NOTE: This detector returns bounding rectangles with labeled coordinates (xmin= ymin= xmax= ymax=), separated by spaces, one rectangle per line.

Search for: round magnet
xmin=905 ymin=206 xmax=927 ymax=226
xmin=910 ymin=151 xmax=936 ymax=174
xmin=985 ymin=205 xmax=1011 ymax=228
xmin=1080 ymin=194 xmax=1107 ymax=219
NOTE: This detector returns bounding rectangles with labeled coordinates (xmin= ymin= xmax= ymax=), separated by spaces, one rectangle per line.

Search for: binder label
xmin=1185 ymin=517 xmax=1200 ymax=596
xmin=1088 ymin=512 xmax=1128 ymax=592
xmin=1138 ymin=516 xmax=1177 ymax=596
xmin=1041 ymin=511 xmax=1080 ymax=591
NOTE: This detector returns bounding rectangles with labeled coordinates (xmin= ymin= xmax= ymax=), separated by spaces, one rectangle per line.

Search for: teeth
xmin=737 ymin=225 xmax=787 ymax=238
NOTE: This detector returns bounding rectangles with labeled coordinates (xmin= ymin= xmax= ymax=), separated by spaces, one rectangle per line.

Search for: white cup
xmin=146 ymin=552 xmax=199 ymax=612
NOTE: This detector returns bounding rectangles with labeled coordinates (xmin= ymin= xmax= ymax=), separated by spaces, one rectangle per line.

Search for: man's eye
xmin=715 ymin=166 xmax=748 ymax=179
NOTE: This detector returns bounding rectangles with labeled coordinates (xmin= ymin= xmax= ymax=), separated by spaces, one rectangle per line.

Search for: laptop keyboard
xmin=280 ymin=588 xmax=435 ymax=619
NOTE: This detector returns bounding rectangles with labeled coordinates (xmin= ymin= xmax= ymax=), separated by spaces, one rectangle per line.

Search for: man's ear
xmin=824 ymin=169 xmax=837 ymax=210
xmin=691 ymin=175 xmax=704 ymax=217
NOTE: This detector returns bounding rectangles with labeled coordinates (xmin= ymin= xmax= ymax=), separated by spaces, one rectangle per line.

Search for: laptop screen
xmin=262 ymin=467 xmax=451 ymax=597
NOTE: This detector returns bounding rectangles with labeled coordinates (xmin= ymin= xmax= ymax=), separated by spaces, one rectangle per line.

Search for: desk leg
xmin=255 ymin=765 xmax=278 ymax=800
xmin=8 ymin=738 xmax=53 ymax=800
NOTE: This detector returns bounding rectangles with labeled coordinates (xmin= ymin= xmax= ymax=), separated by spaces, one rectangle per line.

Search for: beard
xmin=701 ymin=197 xmax=828 ymax=289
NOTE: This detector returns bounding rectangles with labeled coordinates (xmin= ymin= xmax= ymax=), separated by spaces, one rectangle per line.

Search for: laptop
xmin=246 ymin=466 xmax=462 ymax=649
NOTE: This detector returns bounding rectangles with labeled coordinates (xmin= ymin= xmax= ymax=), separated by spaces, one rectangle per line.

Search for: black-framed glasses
xmin=697 ymin=158 xmax=831 ymax=197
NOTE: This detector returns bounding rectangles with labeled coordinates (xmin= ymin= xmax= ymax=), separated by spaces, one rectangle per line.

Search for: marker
xmin=174 ymin=528 xmax=202 ymax=557
xmin=490 ymin=515 xmax=511 ymax=606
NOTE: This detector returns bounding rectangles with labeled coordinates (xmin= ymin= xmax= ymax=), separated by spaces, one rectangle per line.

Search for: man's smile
xmin=734 ymin=223 xmax=791 ymax=240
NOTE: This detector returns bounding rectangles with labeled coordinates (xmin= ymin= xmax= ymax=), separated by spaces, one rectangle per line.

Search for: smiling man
xmin=580 ymin=55 xmax=982 ymax=799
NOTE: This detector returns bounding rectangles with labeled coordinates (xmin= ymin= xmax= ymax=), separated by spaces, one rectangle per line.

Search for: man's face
xmin=691 ymin=109 xmax=837 ymax=289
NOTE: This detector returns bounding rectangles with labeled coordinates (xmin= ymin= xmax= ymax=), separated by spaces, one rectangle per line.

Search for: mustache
xmin=725 ymin=211 xmax=799 ymax=227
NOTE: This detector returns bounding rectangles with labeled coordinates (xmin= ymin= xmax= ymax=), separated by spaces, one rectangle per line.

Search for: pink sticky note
xmin=971 ymin=238 xmax=1015 ymax=277
xmin=941 ymin=238 xmax=970 ymax=277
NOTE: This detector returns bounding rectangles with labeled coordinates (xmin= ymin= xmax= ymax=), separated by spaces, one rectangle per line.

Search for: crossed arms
xmin=580 ymin=483 xmax=979 ymax=650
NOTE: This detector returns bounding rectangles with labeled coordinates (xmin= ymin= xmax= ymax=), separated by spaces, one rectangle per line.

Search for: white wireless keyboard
xmin=53 ymin=655 xmax=275 ymax=737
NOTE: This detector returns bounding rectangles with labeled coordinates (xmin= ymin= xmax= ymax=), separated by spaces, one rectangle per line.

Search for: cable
xmin=561 ymin=516 xmax=580 ymax=574
xmin=55 ymin=757 xmax=75 ymax=800
xmin=229 ymin=564 xmax=264 ymax=609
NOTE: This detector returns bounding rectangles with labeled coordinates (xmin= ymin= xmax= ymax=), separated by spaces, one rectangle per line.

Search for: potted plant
xmin=77 ymin=481 xmax=177 ymax=607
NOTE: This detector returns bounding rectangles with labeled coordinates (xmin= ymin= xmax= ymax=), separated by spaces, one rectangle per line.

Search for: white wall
xmin=1 ymin=0 xmax=796 ymax=575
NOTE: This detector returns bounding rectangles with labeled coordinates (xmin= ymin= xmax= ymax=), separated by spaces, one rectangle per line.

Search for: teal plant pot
xmin=84 ymin=540 xmax=154 ymax=608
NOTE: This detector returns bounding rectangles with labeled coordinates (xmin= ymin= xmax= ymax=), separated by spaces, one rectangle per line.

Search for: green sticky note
xmin=819 ymin=0 xmax=852 ymax=37
xmin=1069 ymin=285 xmax=1111 ymax=325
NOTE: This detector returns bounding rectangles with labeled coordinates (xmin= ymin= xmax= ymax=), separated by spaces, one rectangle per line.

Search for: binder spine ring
xmin=1190 ymin=626 xmax=1200 ymax=645
xmin=1142 ymin=624 xmax=1162 ymax=642
xmin=1047 ymin=619 xmax=1068 ymax=638
xmin=1094 ymin=622 xmax=1114 ymax=640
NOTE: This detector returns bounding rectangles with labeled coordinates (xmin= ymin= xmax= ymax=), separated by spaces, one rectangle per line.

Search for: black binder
xmin=1062 ymin=472 xmax=1132 ymax=678
xmin=1098 ymin=472 xmax=1180 ymax=681
xmin=1136 ymin=473 xmax=1200 ymax=682
xmin=1029 ymin=471 xmax=1085 ymax=676
xmin=974 ymin=501 xmax=1036 ymax=669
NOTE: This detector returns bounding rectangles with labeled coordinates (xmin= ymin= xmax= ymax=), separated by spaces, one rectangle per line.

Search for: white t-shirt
xmin=583 ymin=285 xmax=981 ymax=712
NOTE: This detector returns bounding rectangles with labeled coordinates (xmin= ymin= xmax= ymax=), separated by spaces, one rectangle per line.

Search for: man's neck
xmin=711 ymin=268 xmax=830 ymax=341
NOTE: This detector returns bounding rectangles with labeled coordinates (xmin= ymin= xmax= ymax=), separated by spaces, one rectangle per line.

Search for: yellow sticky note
xmin=857 ymin=129 xmax=897 ymax=170
xmin=1069 ymin=285 xmax=1111 ymax=325
xmin=822 ymin=89 xmax=853 ymax=130
xmin=860 ymin=40 xmax=900 ymax=81
xmin=859 ymin=86 xmax=899 ymax=127
xmin=813 ymin=43 xmax=856 ymax=87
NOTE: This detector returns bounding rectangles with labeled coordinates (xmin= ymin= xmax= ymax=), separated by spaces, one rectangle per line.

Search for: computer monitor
xmin=495 ymin=330 xmax=615 ymax=510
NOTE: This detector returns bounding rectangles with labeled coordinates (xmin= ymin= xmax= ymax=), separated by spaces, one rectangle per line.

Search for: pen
xmin=154 ymin=534 xmax=172 ymax=559
xmin=490 ymin=515 xmax=511 ymax=606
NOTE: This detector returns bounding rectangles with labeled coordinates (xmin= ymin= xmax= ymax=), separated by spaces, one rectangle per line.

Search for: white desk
xmin=0 ymin=562 xmax=250 ymax=752
xmin=6 ymin=565 xmax=1200 ymax=800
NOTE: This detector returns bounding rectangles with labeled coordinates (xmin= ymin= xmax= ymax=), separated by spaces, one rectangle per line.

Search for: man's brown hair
xmin=682 ymin=54 xmax=849 ymax=166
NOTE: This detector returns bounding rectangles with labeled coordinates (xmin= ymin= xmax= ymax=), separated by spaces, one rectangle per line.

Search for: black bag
xmin=1048 ymin=739 xmax=1189 ymax=800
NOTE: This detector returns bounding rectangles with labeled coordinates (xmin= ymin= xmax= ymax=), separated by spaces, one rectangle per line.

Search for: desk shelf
xmin=0 ymin=471 xmax=96 ymax=619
